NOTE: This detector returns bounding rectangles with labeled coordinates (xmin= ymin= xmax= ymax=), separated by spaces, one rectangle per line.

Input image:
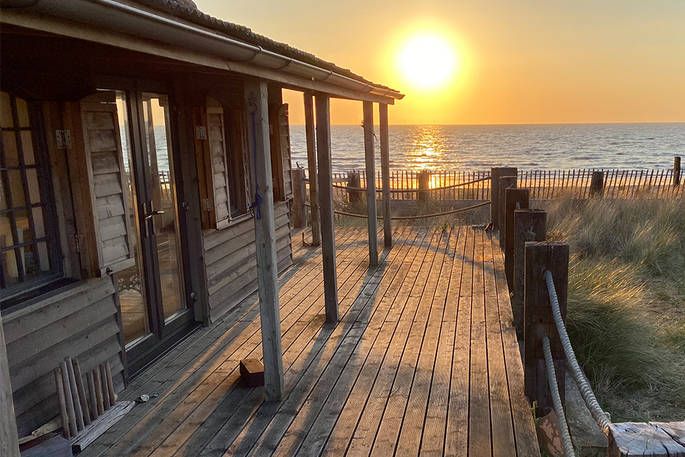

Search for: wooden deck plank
xmin=468 ymin=229 xmax=493 ymax=457
xmin=445 ymin=227 xmax=475 ymax=457
xmin=150 ymin=227 xmax=390 ymax=457
xmin=193 ymin=228 xmax=401 ymax=457
xmin=231 ymin=227 xmax=422 ymax=456
xmin=483 ymin=231 xmax=518 ymax=457
xmin=369 ymin=228 xmax=449 ymax=456
xmin=420 ymin=225 xmax=467 ymax=456
xmin=288 ymin=229 xmax=433 ymax=456
xmin=127 ymin=232 xmax=369 ymax=456
xmin=84 ymin=225 xmax=541 ymax=457
xmin=491 ymin=234 xmax=542 ymax=457
xmin=333 ymin=229 xmax=440 ymax=456
xmin=394 ymin=226 xmax=457 ymax=456
xmin=83 ymin=228 xmax=365 ymax=456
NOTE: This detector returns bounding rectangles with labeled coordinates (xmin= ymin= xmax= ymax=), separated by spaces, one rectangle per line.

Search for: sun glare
xmin=397 ymin=33 xmax=458 ymax=90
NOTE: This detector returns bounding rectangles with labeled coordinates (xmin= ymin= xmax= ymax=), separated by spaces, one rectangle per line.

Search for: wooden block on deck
xmin=239 ymin=359 xmax=265 ymax=387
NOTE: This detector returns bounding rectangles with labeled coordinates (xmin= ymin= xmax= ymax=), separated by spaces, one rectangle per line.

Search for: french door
xmin=113 ymin=89 xmax=195 ymax=375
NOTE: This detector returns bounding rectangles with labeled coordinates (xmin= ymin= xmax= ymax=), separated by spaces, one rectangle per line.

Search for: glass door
xmin=112 ymin=89 xmax=194 ymax=374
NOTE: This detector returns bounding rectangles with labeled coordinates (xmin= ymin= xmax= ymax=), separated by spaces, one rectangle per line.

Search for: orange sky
xmin=196 ymin=0 xmax=685 ymax=125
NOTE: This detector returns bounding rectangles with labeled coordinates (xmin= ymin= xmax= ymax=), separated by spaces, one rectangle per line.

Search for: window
xmin=0 ymin=91 xmax=60 ymax=302
xmin=199 ymin=97 xmax=249 ymax=229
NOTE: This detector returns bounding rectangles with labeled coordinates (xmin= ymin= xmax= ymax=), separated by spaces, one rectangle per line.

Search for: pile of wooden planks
xmin=54 ymin=358 xmax=117 ymax=438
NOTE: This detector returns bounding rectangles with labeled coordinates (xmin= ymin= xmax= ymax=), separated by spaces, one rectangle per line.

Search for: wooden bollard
xmin=347 ymin=171 xmax=363 ymax=204
xmin=417 ymin=170 xmax=431 ymax=201
xmin=590 ymin=171 xmax=604 ymax=197
xmin=291 ymin=168 xmax=306 ymax=229
xmin=524 ymin=241 xmax=569 ymax=416
xmin=513 ymin=209 xmax=547 ymax=337
xmin=498 ymin=175 xmax=517 ymax=248
xmin=504 ymin=188 xmax=530 ymax=286
xmin=674 ymin=156 xmax=681 ymax=187
xmin=490 ymin=167 xmax=517 ymax=230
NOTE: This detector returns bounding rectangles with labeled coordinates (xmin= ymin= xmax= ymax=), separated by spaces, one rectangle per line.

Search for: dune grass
xmin=543 ymin=197 xmax=685 ymax=421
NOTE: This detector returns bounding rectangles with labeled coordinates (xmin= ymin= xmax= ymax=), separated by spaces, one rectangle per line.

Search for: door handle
xmin=144 ymin=209 xmax=166 ymax=221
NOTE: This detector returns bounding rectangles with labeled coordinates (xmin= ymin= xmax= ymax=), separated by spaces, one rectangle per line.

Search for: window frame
xmin=0 ymin=93 xmax=63 ymax=307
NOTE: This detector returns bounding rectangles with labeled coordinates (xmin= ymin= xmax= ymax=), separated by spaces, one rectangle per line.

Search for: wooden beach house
xmin=0 ymin=0 xmax=403 ymax=444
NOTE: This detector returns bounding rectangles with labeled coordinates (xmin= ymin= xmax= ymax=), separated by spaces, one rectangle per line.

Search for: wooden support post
xmin=0 ymin=314 xmax=20 ymax=457
xmin=316 ymin=94 xmax=339 ymax=324
xmin=590 ymin=171 xmax=605 ymax=197
xmin=363 ymin=100 xmax=378 ymax=267
xmin=498 ymin=175 xmax=517 ymax=248
xmin=291 ymin=168 xmax=306 ymax=228
xmin=504 ymin=188 xmax=530 ymax=285
xmin=379 ymin=103 xmax=392 ymax=248
xmin=491 ymin=167 xmax=517 ymax=230
xmin=417 ymin=170 xmax=431 ymax=201
xmin=245 ymin=79 xmax=284 ymax=401
xmin=674 ymin=156 xmax=681 ymax=187
xmin=524 ymin=241 xmax=569 ymax=416
xmin=347 ymin=171 xmax=362 ymax=204
xmin=513 ymin=209 xmax=547 ymax=337
xmin=303 ymin=92 xmax=321 ymax=246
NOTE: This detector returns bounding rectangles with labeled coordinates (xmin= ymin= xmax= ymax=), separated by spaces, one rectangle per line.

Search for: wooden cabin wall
xmin=3 ymin=278 xmax=123 ymax=436
xmin=201 ymin=202 xmax=292 ymax=322
xmin=0 ymin=98 xmax=125 ymax=436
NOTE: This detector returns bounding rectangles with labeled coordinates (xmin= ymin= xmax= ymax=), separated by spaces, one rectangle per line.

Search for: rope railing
xmin=542 ymin=335 xmax=576 ymax=457
xmin=544 ymin=270 xmax=612 ymax=433
xmin=539 ymin=269 xmax=614 ymax=457
xmin=308 ymin=175 xmax=491 ymax=193
xmin=303 ymin=201 xmax=490 ymax=220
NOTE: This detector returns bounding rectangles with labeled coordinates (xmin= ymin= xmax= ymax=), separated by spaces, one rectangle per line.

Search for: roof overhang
xmin=0 ymin=0 xmax=404 ymax=104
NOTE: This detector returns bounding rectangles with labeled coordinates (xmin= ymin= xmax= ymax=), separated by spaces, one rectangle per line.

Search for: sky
xmin=195 ymin=0 xmax=685 ymax=125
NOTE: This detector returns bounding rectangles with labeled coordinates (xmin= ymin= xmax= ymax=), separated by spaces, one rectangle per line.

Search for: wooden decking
xmin=83 ymin=225 xmax=540 ymax=456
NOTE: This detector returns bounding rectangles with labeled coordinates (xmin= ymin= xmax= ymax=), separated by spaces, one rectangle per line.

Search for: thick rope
xmin=320 ymin=175 xmax=490 ymax=193
xmin=544 ymin=270 xmax=612 ymax=434
xmin=304 ymin=201 xmax=490 ymax=220
xmin=543 ymin=336 xmax=576 ymax=457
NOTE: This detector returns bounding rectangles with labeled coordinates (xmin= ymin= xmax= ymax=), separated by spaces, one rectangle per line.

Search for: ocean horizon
xmin=289 ymin=122 xmax=685 ymax=172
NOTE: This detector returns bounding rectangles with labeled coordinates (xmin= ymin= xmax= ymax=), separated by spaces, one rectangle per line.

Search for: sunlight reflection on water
xmin=289 ymin=124 xmax=685 ymax=172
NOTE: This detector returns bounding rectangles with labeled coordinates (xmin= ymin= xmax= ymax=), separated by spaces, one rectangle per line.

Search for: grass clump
xmin=544 ymin=197 xmax=685 ymax=421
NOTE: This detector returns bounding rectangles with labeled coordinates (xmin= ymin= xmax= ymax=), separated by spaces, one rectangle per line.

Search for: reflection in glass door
xmin=99 ymin=88 xmax=193 ymax=373
xmin=140 ymin=94 xmax=186 ymax=322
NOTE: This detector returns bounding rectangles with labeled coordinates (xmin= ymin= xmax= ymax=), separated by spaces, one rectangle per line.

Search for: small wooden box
xmin=239 ymin=359 xmax=265 ymax=387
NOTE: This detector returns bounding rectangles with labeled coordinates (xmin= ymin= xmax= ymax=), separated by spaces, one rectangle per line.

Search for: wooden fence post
xmin=490 ymin=167 xmax=517 ymax=230
xmin=524 ymin=241 xmax=569 ymax=417
xmin=498 ymin=175 xmax=517 ymax=248
xmin=347 ymin=170 xmax=362 ymax=204
xmin=418 ymin=170 xmax=431 ymax=201
xmin=504 ymin=188 xmax=530 ymax=285
xmin=291 ymin=168 xmax=306 ymax=229
xmin=513 ymin=209 xmax=547 ymax=337
xmin=590 ymin=171 xmax=604 ymax=197
xmin=674 ymin=156 xmax=681 ymax=187
xmin=363 ymin=101 xmax=378 ymax=267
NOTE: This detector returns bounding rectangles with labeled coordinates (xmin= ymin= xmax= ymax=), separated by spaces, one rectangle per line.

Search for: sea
xmin=288 ymin=123 xmax=685 ymax=172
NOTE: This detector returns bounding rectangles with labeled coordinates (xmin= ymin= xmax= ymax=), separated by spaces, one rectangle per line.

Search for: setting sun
xmin=397 ymin=33 xmax=458 ymax=90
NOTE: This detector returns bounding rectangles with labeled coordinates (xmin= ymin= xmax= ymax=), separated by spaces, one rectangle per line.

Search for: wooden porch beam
xmin=363 ymin=101 xmax=379 ymax=266
xmin=379 ymin=103 xmax=392 ymax=248
xmin=315 ymin=94 xmax=339 ymax=324
xmin=1 ymin=314 xmax=20 ymax=457
xmin=244 ymin=79 xmax=284 ymax=401
xmin=303 ymin=92 xmax=321 ymax=246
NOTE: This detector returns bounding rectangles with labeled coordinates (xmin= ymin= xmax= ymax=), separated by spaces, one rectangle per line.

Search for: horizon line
xmin=289 ymin=121 xmax=685 ymax=127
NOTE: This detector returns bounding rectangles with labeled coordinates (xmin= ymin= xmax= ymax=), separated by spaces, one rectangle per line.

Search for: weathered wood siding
xmin=3 ymin=278 xmax=124 ymax=436
xmin=202 ymin=202 xmax=292 ymax=322
xmin=81 ymin=100 xmax=134 ymax=274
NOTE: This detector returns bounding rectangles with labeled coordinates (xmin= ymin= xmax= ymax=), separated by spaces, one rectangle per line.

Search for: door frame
xmin=97 ymin=77 xmax=200 ymax=376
